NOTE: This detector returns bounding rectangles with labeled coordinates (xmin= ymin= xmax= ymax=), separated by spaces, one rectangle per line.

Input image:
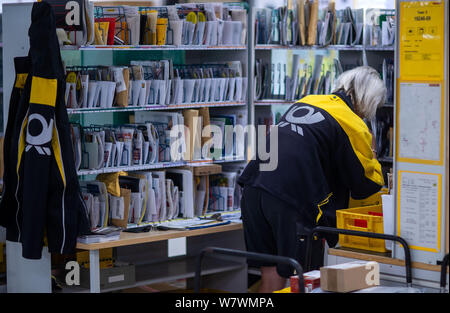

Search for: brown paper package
xmin=307 ymin=0 xmax=319 ymax=46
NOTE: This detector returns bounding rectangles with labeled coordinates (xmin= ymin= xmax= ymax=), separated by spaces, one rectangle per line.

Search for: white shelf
xmin=67 ymin=102 xmax=246 ymax=114
xmin=254 ymin=100 xmax=295 ymax=106
xmin=78 ymin=161 xmax=186 ymax=176
xmin=365 ymin=46 xmax=395 ymax=51
xmin=255 ymin=45 xmax=365 ymax=51
xmin=77 ymin=158 xmax=246 ymax=176
xmin=255 ymin=45 xmax=395 ymax=51
xmin=62 ymin=45 xmax=247 ymax=51
xmin=60 ymin=256 xmax=245 ymax=293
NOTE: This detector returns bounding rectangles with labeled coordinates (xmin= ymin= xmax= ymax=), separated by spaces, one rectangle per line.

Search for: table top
xmin=328 ymin=248 xmax=443 ymax=272
xmin=76 ymin=223 xmax=243 ymax=250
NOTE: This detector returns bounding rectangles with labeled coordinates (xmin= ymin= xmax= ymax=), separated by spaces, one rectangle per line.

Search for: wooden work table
xmin=73 ymin=222 xmax=244 ymax=293
xmin=76 ymin=223 xmax=243 ymax=251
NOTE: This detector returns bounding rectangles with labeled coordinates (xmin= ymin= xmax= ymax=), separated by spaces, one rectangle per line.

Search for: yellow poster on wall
xmin=399 ymin=1 xmax=445 ymax=81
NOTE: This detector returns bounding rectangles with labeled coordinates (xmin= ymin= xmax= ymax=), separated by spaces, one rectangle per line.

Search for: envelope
xmin=195 ymin=21 xmax=206 ymax=45
xmin=184 ymin=20 xmax=196 ymax=45
xmin=222 ymin=21 xmax=236 ymax=45
xmin=152 ymin=171 xmax=167 ymax=221
xmin=217 ymin=78 xmax=227 ymax=102
xmin=156 ymin=80 xmax=167 ymax=105
xmin=111 ymin=188 xmax=131 ymax=229
xmin=183 ymin=79 xmax=196 ymax=103
xmin=65 ymin=82 xmax=77 ymax=108
xmin=87 ymin=81 xmax=99 ymax=107
xmin=136 ymin=172 xmax=156 ymax=222
xmin=82 ymin=193 xmax=95 ymax=230
xmin=132 ymin=80 xmax=146 ymax=106
xmin=133 ymin=129 xmax=144 ymax=165
xmin=144 ymin=80 xmax=152 ymax=105
xmin=173 ymin=78 xmax=184 ymax=105
xmin=143 ymin=141 xmax=150 ymax=164
xmin=114 ymin=67 xmax=129 ymax=107
xmin=227 ymin=77 xmax=236 ymax=102
xmin=123 ymin=141 xmax=132 ymax=167
xmin=79 ymin=74 xmax=89 ymax=108
xmin=191 ymin=79 xmax=199 ymax=103
xmin=85 ymin=141 xmax=99 ymax=170
xmin=210 ymin=78 xmax=219 ymax=102
xmin=146 ymin=123 xmax=159 ymax=163
xmin=92 ymin=196 xmax=100 ymax=229
xmin=70 ymin=125 xmax=82 ymax=171
xmin=100 ymin=81 xmax=116 ymax=108
xmin=115 ymin=141 xmax=124 ymax=167
xmin=217 ymin=20 xmax=224 ymax=45
xmin=170 ymin=20 xmax=184 ymax=46
xmin=234 ymin=77 xmax=243 ymax=102
xmin=166 ymin=179 xmax=175 ymax=219
xmin=104 ymin=142 xmax=112 ymax=168
xmin=204 ymin=78 xmax=212 ymax=102
xmin=152 ymin=176 xmax=162 ymax=221
xmin=198 ymin=78 xmax=206 ymax=102
xmin=209 ymin=21 xmax=218 ymax=46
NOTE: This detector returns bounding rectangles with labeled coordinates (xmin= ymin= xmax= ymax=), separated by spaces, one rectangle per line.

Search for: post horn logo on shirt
xmin=279 ymin=105 xmax=325 ymax=136
xmin=25 ymin=113 xmax=53 ymax=156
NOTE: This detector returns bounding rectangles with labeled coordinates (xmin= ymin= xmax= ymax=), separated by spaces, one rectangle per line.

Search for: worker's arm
xmin=335 ymin=128 xmax=384 ymax=200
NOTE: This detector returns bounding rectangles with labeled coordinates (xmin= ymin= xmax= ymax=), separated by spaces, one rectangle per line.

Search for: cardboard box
xmin=190 ymin=164 xmax=222 ymax=176
xmin=80 ymin=262 xmax=135 ymax=290
xmin=320 ymin=261 xmax=380 ymax=293
xmin=290 ymin=270 xmax=321 ymax=293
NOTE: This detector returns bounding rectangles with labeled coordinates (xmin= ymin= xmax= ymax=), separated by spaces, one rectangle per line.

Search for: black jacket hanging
xmin=0 ymin=1 xmax=91 ymax=259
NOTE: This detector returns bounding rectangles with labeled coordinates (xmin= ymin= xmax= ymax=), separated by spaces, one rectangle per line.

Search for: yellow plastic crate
xmin=348 ymin=188 xmax=389 ymax=208
xmin=336 ymin=205 xmax=388 ymax=253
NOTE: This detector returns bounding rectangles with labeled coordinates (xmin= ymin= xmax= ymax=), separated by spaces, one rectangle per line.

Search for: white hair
xmin=332 ymin=66 xmax=387 ymax=120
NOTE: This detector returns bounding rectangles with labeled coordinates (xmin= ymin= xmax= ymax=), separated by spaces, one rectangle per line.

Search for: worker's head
xmin=333 ymin=66 xmax=387 ymax=120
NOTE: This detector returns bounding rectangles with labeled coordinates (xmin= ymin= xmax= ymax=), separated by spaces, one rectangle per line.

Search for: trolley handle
xmin=305 ymin=226 xmax=413 ymax=287
xmin=440 ymin=254 xmax=449 ymax=293
xmin=194 ymin=247 xmax=305 ymax=293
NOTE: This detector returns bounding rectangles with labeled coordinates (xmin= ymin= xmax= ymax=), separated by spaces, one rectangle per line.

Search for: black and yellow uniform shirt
xmin=238 ymin=92 xmax=384 ymax=233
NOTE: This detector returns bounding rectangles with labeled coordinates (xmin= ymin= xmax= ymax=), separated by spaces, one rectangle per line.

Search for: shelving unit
xmin=61 ymin=255 xmax=245 ymax=293
xmin=65 ymin=46 xmax=250 ymax=180
xmin=67 ymin=101 xmax=246 ymax=114
xmin=70 ymin=45 xmax=248 ymax=51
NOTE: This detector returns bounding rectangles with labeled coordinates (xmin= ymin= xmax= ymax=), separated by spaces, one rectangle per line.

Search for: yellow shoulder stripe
xmin=52 ymin=125 xmax=66 ymax=187
xmin=30 ymin=76 xmax=57 ymax=107
xmin=299 ymin=95 xmax=384 ymax=186
xmin=15 ymin=73 xmax=28 ymax=89
xmin=16 ymin=116 xmax=28 ymax=175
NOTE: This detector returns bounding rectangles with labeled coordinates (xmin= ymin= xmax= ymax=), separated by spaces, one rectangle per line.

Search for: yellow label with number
xmin=399 ymin=1 xmax=445 ymax=81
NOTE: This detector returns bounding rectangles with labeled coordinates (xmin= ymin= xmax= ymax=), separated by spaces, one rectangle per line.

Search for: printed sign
xmin=399 ymin=1 xmax=445 ymax=81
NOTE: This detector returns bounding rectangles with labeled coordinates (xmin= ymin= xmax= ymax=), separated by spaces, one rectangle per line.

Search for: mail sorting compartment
xmin=65 ymin=62 xmax=246 ymax=109
xmin=91 ymin=4 xmax=247 ymax=47
xmin=70 ymin=120 xmax=174 ymax=172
